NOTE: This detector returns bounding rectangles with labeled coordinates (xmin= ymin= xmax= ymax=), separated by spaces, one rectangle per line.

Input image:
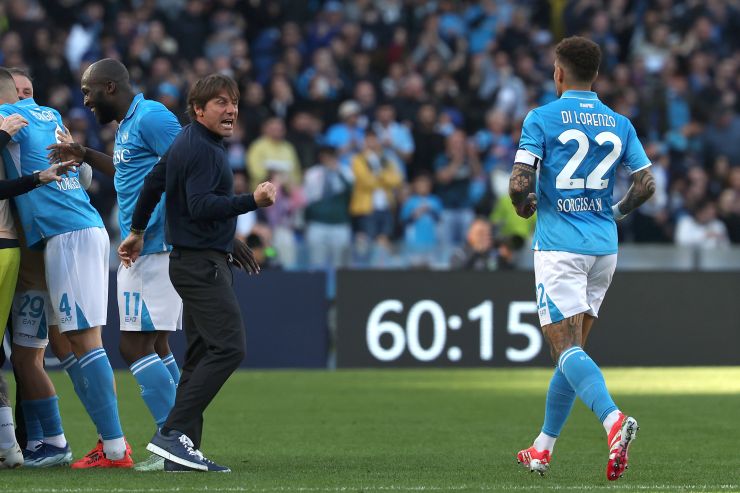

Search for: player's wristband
xmin=32 ymin=170 xmax=43 ymax=188
xmin=612 ymin=202 xmax=627 ymax=221
xmin=129 ymin=227 xmax=145 ymax=236
xmin=0 ymin=130 xmax=11 ymax=151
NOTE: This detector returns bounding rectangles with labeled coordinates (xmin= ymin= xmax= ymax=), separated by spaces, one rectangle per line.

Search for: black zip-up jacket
xmin=131 ymin=121 xmax=257 ymax=253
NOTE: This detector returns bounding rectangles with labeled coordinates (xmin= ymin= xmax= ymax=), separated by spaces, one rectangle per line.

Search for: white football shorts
xmin=117 ymin=251 xmax=182 ymax=332
xmin=12 ymin=247 xmax=51 ymax=348
xmin=533 ymin=250 xmax=617 ymax=326
xmin=45 ymin=227 xmax=109 ymax=333
xmin=12 ymin=289 xmax=52 ymax=348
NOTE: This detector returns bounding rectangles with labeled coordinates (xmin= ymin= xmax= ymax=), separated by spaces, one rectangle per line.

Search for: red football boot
xmin=516 ymin=446 xmax=551 ymax=476
xmin=72 ymin=439 xmax=133 ymax=469
xmin=606 ymin=413 xmax=639 ymax=481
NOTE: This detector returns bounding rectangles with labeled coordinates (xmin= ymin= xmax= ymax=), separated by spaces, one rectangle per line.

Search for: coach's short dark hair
xmin=187 ymin=74 xmax=240 ymax=120
xmin=555 ymin=36 xmax=602 ymax=83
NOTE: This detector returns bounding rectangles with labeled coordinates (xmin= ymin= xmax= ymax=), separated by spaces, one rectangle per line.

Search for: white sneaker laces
xmin=177 ymin=435 xmax=200 ymax=457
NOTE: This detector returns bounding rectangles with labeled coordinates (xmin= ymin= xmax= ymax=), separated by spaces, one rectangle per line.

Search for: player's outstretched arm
xmin=47 ymin=128 xmax=116 ymax=177
xmin=612 ymin=168 xmax=656 ymax=221
xmin=509 ymin=163 xmax=538 ymax=218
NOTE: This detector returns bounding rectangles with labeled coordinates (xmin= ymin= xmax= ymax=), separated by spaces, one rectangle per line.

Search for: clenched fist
xmin=254 ymin=181 xmax=277 ymax=207
xmin=516 ymin=192 xmax=538 ymax=219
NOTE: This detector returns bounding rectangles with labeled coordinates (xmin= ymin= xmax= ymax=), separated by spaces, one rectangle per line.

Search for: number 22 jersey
xmin=517 ymin=90 xmax=651 ymax=255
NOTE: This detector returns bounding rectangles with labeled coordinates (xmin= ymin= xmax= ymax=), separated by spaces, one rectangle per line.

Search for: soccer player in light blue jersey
xmin=5 ymin=67 xmax=95 ymax=469
xmin=0 ymin=67 xmax=132 ymax=468
xmin=0 ymin=68 xmax=82 ymax=469
xmin=48 ymin=59 xmax=183 ymax=471
xmin=509 ymin=37 xmax=655 ymax=481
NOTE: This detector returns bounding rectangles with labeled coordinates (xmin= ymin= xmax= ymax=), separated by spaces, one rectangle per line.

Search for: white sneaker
xmin=0 ymin=442 xmax=24 ymax=469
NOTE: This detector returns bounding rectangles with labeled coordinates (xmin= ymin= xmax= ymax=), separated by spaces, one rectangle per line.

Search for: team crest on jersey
xmin=120 ymin=131 xmax=129 ymax=143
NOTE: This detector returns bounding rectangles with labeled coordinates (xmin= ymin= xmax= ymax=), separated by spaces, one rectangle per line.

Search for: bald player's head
xmin=0 ymin=67 xmax=19 ymax=104
xmin=81 ymin=58 xmax=133 ymax=124
xmin=83 ymin=58 xmax=130 ymax=85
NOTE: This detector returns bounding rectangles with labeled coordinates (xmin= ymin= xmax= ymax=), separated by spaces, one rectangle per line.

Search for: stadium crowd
xmin=0 ymin=0 xmax=738 ymax=269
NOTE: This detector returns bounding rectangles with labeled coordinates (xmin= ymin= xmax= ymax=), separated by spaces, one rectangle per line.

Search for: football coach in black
xmin=118 ymin=73 xmax=276 ymax=472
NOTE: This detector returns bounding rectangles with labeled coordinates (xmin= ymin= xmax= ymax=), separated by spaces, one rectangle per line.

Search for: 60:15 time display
xmin=366 ymin=299 xmax=543 ymax=363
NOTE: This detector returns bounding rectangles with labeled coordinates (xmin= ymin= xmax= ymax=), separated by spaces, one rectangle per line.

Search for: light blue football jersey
xmin=0 ymin=98 xmax=104 ymax=248
xmin=517 ymin=90 xmax=651 ymax=255
xmin=114 ymin=93 xmax=180 ymax=255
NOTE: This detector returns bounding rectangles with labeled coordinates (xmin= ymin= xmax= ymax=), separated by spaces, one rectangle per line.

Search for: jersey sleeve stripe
xmin=629 ymin=161 xmax=652 ymax=174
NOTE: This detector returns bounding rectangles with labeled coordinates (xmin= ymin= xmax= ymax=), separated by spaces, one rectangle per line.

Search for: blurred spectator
xmin=400 ymin=172 xmax=443 ymax=265
xmin=473 ymin=109 xmax=515 ymax=173
xmin=631 ymin=143 xmax=672 ymax=243
xmin=391 ymin=72 xmax=429 ymax=123
xmin=433 ymin=130 xmax=482 ymax=247
xmin=304 ymin=146 xmax=354 ymax=269
xmin=325 ymin=100 xmax=365 ymax=166
xmin=372 ymin=102 xmax=414 ymax=176
xmin=297 ymin=47 xmax=345 ymax=101
xmin=287 ymin=111 xmax=323 ymax=171
xmin=489 ymin=195 xmax=535 ymax=253
xmin=704 ymin=108 xmax=740 ymax=167
xmin=171 ymin=0 xmax=210 ymax=60
xmin=675 ymin=200 xmax=730 ymax=249
xmin=353 ymin=80 xmax=377 ymax=122
xmin=241 ymin=81 xmax=271 ymax=145
xmin=268 ymin=75 xmax=296 ymax=120
xmin=409 ymin=103 xmax=445 ymax=178
xmin=450 ymin=218 xmax=514 ymax=270
xmin=718 ymin=168 xmax=740 ymax=244
xmin=260 ymin=170 xmax=305 ymax=268
xmin=247 ymin=117 xmax=301 ymax=186
xmin=155 ymin=81 xmax=181 ymax=115
xmin=246 ymin=233 xmax=282 ymax=271
xmin=349 ymin=130 xmax=403 ymax=247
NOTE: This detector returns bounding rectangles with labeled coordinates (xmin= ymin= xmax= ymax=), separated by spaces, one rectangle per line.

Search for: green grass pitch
xmin=2 ymin=367 xmax=739 ymax=492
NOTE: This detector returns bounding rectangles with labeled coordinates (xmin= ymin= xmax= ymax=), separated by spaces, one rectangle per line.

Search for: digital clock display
xmin=336 ymin=271 xmax=550 ymax=367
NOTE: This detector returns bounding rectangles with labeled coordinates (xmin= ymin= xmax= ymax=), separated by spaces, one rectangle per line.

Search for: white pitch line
xmin=15 ymin=485 xmax=740 ymax=493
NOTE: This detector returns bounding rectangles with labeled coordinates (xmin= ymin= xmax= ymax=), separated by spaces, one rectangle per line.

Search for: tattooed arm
xmin=612 ymin=168 xmax=656 ymax=220
xmin=509 ymin=163 xmax=538 ymax=218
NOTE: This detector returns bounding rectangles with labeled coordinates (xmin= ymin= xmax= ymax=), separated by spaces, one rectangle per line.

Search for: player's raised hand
xmin=254 ymin=181 xmax=277 ymax=207
xmin=57 ymin=125 xmax=74 ymax=144
xmin=118 ymin=232 xmax=144 ymax=268
xmin=47 ymin=141 xmax=85 ymax=164
xmin=0 ymin=114 xmax=28 ymax=136
xmin=517 ymin=192 xmax=538 ymax=218
xmin=38 ymin=160 xmax=78 ymax=184
xmin=232 ymin=237 xmax=260 ymax=275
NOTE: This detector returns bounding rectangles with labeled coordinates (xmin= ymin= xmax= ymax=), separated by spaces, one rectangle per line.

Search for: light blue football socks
xmin=130 ymin=353 xmax=176 ymax=427
xmin=541 ymin=367 xmax=576 ymax=438
xmin=21 ymin=400 xmax=43 ymax=450
xmin=77 ymin=348 xmax=123 ymax=441
xmin=28 ymin=396 xmax=67 ymax=448
xmin=558 ymin=346 xmax=618 ymax=423
xmin=161 ymin=353 xmax=180 ymax=386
